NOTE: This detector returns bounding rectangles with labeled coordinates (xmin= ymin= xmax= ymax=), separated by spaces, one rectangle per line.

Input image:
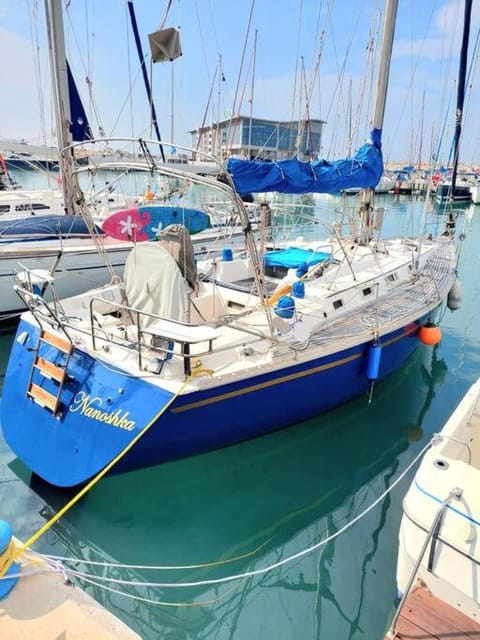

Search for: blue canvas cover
xmin=227 ymin=129 xmax=383 ymax=194
xmin=264 ymin=247 xmax=330 ymax=269
xmin=0 ymin=215 xmax=103 ymax=242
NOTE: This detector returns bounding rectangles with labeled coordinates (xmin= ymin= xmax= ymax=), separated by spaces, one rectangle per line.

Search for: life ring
xmin=268 ymin=284 xmax=292 ymax=306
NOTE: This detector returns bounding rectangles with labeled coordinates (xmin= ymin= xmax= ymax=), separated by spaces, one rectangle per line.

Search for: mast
xmin=127 ymin=0 xmax=166 ymax=162
xmin=371 ymin=0 xmax=398 ymax=134
xmin=170 ymin=62 xmax=175 ymax=142
xmin=44 ymin=0 xmax=81 ymax=214
xmin=417 ymin=88 xmax=425 ymax=170
xmin=450 ymin=0 xmax=473 ymax=196
xmin=360 ymin=0 xmax=398 ymax=241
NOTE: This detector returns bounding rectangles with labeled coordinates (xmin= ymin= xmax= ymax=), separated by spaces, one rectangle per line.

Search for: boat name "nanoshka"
xmin=69 ymin=391 xmax=136 ymax=431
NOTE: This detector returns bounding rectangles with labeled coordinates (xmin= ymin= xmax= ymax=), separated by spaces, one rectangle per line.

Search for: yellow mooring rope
xmin=3 ymin=374 xmax=194 ymax=575
xmin=0 ymin=540 xmax=16 ymax=578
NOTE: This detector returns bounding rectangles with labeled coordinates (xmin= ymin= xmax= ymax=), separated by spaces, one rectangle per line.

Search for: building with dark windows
xmin=190 ymin=115 xmax=325 ymax=161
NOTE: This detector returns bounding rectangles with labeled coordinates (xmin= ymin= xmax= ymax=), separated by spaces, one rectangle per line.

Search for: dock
xmin=386 ymin=586 xmax=480 ymax=639
xmin=0 ymin=428 xmax=140 ymax=640
xmin=1 ymin=541 xmax=141 ymax=640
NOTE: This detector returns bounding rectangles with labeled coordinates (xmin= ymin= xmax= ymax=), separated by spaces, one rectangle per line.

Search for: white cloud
xmin=393 ymin=37 xmax=452 ymax=61
xmin=435 ymin=0 xmax=480 ymax=37
xmin=393 ymin=0 xmax=480 ymax=62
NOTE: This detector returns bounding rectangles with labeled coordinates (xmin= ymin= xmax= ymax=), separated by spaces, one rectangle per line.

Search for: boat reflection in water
xmin=20 ymin=345 xmax=448 ymax=640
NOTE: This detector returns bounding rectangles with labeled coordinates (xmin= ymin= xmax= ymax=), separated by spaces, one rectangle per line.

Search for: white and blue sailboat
xmin=0 ymin=0 xmax=460 ymax=487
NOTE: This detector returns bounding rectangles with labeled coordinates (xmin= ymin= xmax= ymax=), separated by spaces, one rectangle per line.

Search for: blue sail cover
xmin=227 ymin=129 xmax=383 ymax=195
xmin=67 ymin=61 xmax=92 ymax=142
xmin=0 ymin=215 xmax=103 ymax=242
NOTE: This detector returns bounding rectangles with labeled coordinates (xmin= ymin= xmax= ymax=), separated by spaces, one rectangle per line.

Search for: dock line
xmin=32 ymin=439 xmax=435 ymax=594
xmin=2 ymin=373 xmax=195 ymax=578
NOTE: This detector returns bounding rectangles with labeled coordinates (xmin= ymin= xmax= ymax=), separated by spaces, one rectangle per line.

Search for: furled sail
xmin=67 ymin=61 xmax=92 ymax=142
xmin=227 ymin=129 xmax=383 ymax=194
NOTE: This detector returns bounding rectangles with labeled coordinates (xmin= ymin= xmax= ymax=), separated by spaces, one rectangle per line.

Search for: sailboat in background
xmin=435 ymin=0 xmax=473 ymax=205
xmin=0 ymin=6 xmax=95 ymax=218
xmin=0 ymin=0 xmax=461 ymax=487
xmin=0 ymin=0 xmax=131 ymax=318
xmin=0 ymin=1 xmax=227 ymax=318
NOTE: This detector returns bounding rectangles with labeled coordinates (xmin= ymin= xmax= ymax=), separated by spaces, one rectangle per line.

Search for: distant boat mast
xmin=450 ymin=0 xmax=473 ymax=197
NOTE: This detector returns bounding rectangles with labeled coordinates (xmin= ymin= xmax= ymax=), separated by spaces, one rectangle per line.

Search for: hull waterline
xmin=1 ymin=314 xmax=427 ymax=487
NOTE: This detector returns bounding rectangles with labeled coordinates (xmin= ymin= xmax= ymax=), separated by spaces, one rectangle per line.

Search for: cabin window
xmin=0 ymin=205 xmax=10 ymax=213
xmin=362 ymin=287 xmax=372 ymax=296
xmin=227 ymin=300 xmax=245 ymax=310
xmin=386 ymin=273 xmax=397 ymax=283
xmin=333 ymin=299 xmax=343 ymax=310
xmin=15 ymin=203 xmax=50 ymax=211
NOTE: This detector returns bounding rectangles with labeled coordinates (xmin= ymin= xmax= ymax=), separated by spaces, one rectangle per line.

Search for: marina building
xmin=190 ymin=115 xmax=325 ymax=161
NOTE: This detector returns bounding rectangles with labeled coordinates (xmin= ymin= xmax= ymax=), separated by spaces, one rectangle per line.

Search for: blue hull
xmin=1 ymin=316 xmax=424 ymax=486
xmin=5 ymin=159 xmax=59 ymax=171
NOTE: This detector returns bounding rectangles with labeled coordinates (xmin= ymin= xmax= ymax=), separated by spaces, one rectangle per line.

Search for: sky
xmin=0 ymin=0 xmax=479 ymax=164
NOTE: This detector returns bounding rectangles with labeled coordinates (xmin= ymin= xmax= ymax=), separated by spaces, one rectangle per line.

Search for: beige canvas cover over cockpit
xmin=124 ymin=242 xmax=188 ymax=327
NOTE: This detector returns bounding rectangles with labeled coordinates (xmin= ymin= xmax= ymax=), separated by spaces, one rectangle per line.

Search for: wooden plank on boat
xmin=389 ymin=587 xmax=480 ymax=639
xmin=34 ymin=357 xmax=66 ymax=383
xmin=41 ymin=330 xmax=72 ymax=354
xmin=27 ymin=384 xmax=59 ymax=413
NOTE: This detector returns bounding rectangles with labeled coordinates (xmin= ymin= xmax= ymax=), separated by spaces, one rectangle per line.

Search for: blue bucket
xmin=296 ymin=262 xmax=308 ymax=278
xmin=275 ymin=295 xmax=295 ymax=319
xmin=222 ymin=247 xmax=233 ymax=262
xmin=292 ymin=281 xmax=305 ymax=298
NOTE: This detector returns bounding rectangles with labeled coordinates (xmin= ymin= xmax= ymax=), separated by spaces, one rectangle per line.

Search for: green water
xmin=1 ymin=195 xmax=480 ymax=639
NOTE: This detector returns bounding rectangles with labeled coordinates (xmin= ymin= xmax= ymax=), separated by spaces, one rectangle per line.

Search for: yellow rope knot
xmin=192 ymin=367 xmax=214 ymax=378
xmin=192 ymin=360 xmax=214 ymax=377
xmin=0 ymin=540 xmax=16 ymax=578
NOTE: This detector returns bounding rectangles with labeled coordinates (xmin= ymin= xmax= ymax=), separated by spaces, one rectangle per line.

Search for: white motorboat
xmin=391 ymin=377 xmax=480 ymax=635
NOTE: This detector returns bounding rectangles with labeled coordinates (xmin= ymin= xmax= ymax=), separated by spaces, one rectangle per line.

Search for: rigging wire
xmin=63 ymin=1 xmax=105 ymax=138
xmin=157 ymin=0 xmax=173 ymax=30
xmin=28 ymin=1 xmax=50 ymax=158
xmin=288 ymin=0 xmax=304 ymax=154
xmin=353 ymin=10 xmax=381 ymax=154
xmin=227 ymin=0 xmax=256 ymax=150
xmin=207 ymin=0 xmax=221 ymax=59
xmin=386 ymin=0 xmax=448 ymax=166
xmin=125 ymin=0 xmax=135 ymax=165
xmin=194 ymin=0 xmax=213 ymax=88
xmin=323 ymin=1 xmax=362 ymax=157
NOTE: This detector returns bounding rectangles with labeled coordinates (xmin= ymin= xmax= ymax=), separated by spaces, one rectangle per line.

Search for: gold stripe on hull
xmin=171 ymin=324 xmax=419 ymax=414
